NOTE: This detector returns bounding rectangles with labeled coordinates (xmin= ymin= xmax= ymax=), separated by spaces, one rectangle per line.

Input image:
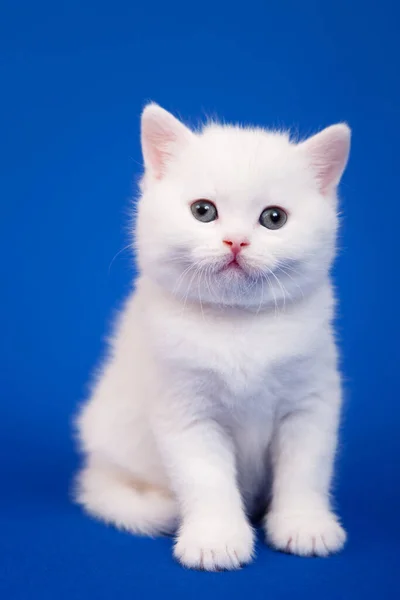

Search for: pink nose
xmin=223 ymin=239 xmax=250 ymax=256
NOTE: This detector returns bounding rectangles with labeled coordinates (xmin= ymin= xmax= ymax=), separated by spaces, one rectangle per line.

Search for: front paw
xmin=174 ymin=516 xmax=255 ymax=571
xmin=265 ymin=509 xmax=346 ymax=557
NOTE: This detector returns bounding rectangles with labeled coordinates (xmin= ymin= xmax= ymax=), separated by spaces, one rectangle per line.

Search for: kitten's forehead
xmin=201 ymin=124 xmax=291 ymax=153
xmin=180 ymin=125 xmax=310 ymax=205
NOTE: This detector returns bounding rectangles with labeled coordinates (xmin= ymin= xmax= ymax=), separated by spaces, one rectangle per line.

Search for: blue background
xmin=1 ymin=1 xmax=399 ymax=598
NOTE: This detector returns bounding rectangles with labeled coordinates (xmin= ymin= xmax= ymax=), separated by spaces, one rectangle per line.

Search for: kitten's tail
xmin=74 ymin=461 xmax=178 ymax=536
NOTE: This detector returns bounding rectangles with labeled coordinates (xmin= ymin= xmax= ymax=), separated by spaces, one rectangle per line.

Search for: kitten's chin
xmin=217 ymin=262 xmax=249 ymax=278
xmin=148 ymin=257 xmax=316 ymax=311
xmin=214 ymin=256 xmax=258 ymax=280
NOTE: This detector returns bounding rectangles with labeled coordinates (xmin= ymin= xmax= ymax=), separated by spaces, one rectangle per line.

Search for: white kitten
xmin=75 ymin=104 xmax=350 ymax=571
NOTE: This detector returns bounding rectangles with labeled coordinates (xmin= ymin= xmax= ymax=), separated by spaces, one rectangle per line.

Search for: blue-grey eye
xmin=191 ymin=200 xmax=218 ymax=223
xmin=259 ymin=206 xmax=287 ymax=230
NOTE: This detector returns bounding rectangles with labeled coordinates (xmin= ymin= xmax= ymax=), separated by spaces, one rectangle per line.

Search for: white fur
xmin=75 ymin=104 xmax=351 ymax=570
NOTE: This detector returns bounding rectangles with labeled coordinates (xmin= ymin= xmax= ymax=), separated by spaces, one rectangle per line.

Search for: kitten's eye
xmin=190 ymin=200 xmax=218 ymax=223
xmin=259 ymin=206 xmax=287 ymax=230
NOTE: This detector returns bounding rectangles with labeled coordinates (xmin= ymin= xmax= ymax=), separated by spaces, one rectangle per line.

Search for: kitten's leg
xmin=156 ymin=415 xmax=254 ymax=571
xmin=265 ymin=378 xmax=346 ymax=556
xmin=75 ymin=458 xmax=178 ymax=536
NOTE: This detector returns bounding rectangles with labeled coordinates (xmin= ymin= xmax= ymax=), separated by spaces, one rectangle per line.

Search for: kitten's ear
xmin=299 ymin=124 xmax=351 ymax=194
xmin=141 ymin=104 xmax=194 ymax=179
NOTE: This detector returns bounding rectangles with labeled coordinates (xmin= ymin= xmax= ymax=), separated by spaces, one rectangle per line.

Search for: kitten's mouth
xmin=219 ymin=258 xmax=246 ymax=273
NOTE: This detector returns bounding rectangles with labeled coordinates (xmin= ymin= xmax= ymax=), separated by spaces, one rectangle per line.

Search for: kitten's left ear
xmin=141 ymin=103 xmax=194 ymax=179
xmin=299 ymin=124 xmax=351 ymax=195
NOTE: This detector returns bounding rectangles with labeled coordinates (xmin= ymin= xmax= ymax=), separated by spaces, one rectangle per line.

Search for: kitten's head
xmin=136 ymin=104 xmax=350 ymax=309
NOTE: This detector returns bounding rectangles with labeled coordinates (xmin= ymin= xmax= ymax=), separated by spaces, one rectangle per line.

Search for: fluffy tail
xmin=74 ymin=462 xmax=178 ymax=536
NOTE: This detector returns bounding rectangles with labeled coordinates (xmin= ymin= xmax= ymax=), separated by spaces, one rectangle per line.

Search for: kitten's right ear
xmin=141 ymin=104 xmax=194 ymax=179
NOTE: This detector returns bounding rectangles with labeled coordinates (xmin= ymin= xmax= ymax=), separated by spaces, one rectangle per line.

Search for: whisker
xmin=197 ymin=269 xmax=206 ymax=322
xmin=108 ymin=243 xmax=134 ymax=274
xmin=275 ymin=265 xmax=304 ymax=300
xmin=256 ymin=274 xmax=265 ymax=315
xmin=172 ymin=262 xmax=197 ymax=297
xmin=204 ymin=264 xmax=216 ymax=304
xmin=181 ymin=260 xmax=207 ymax=314
xmin=264 ymin=271 xmax=278 ymax=316
xmin=266 ymin=268 xmax=288 ymax=312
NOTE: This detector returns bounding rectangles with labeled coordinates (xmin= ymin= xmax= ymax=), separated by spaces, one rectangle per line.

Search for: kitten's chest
xmin=153 ymin=303 xmax=318 ymax=400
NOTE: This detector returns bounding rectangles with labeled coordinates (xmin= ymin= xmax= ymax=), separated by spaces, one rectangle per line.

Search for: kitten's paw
xmin=174 ymin=517 xmax=255 ymax=571
xmin=265 ymin=510 xmax=346 ymax=557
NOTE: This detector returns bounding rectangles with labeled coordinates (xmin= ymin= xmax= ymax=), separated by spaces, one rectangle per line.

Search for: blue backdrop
xmin=1 ymin=1 xmax=399 ymax=598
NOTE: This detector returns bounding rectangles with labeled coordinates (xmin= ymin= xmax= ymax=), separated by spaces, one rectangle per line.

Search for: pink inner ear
xmin=304 ymin=125 xmax=350 ymax=194
xmin=144 ymin=125 xmax=178 ymax=180
xmin=313 ymin=139 xmax=346 ymax=192
xmin=141 ymin=105 xmax=193 ymax=180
